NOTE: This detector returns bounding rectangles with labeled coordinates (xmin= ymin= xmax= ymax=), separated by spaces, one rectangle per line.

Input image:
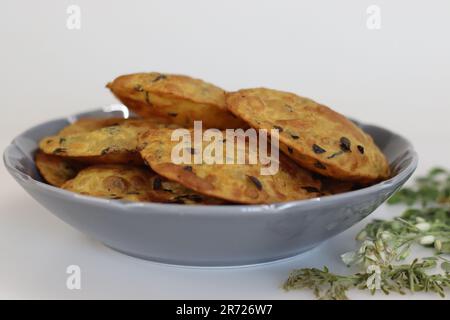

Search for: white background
xmin=0 ymin=0 xmax=449 ymax=299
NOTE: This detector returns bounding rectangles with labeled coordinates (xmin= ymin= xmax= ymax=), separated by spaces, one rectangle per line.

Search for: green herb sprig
xmin=283 ymin=168 xmax=450 ymax=300
xmin=387 ymin=167 xmax=450 ymax=206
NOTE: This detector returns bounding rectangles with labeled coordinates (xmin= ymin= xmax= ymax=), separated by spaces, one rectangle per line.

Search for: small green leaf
xmin=429 ymin=167 xmax=447 ymax=177
xmin=422 ymin=256 xmax=438 ymax=261
xmin=440 ymin=242 xmax=450 ymax=254
xmin=441 ymin=262 xmax=450 ymax=273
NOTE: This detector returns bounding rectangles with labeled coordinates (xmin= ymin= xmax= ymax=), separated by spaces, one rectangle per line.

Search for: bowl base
xmin=104 ymin=243 xmax=320 ymax=268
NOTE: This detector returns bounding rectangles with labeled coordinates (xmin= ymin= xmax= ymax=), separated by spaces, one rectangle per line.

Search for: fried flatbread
xmin=147 ymin=175 xmax=226 ymax=204
xmin=107 ymin=72 xmax=246 ymax=129
xmin=319 ymin=177 xmax=357 ymax=195
xmin=139 ymin=128 xmax=322 ymax=204
xmin=226 ymin=88 xmax=390 ymax=183
xmin=35 ymin=151 xmax=83 ymax=187
xmin=39 ymin=119 xmax=173 ymax=165
xmin=58 ymin=118 xmax=126 ymax=135
xmin=62 ymin=165 xmax=156 ymax=201
xmin=62 ymin=164 xmax=224 ymax=204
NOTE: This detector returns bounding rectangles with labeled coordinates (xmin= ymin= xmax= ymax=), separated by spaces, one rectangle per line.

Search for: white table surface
xmin=1 ymin=0 xmax=449 ymax=300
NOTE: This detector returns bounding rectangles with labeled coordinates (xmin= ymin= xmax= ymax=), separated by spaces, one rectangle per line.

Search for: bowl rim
xmin=3 ymin=107 xmax=419 ymax=215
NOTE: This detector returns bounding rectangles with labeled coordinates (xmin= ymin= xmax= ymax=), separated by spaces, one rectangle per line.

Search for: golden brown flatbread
xmin=62 ymin=164 xmax=224 ymax=204
xmin=35 ymin=151 xmax=83 ymax=187
xmin=147 ymin=175 xmax=226 ymax=204
xmin=62 ymin=165 xmax=156 ymax=201
xmin=226 ymin=88 xmax=390 ymax=183
xmin=319 ymin=177 xmax=357 ymax=195
xmin=58 ymin=118 xmax=126 ymax=135
xmin=107 ymin=72 xmax=246 ymax=129
xmin=39 ymin=119 xmax=174 ymax=165
xmin=139 ymin=128 xmax=322 ymax=204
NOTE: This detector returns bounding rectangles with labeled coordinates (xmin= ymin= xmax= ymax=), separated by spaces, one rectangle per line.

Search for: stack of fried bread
xmin=36 ymin=73 xmax=390 ymax=204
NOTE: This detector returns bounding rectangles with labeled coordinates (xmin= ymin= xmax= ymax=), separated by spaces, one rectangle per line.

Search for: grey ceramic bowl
xmin=4 ymin=105 xmax=418 ymax=266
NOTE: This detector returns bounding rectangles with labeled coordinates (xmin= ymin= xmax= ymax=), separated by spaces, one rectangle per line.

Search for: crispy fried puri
xmin=107 ymin=72 xmax=246 ymax=129
xmin=58 ymin=118 xmax=126 ymax=135
xmin=226 ymin=88 xmax=390 ymax=183
xmin=35 ymin=151 xmax=83 ymax=187
xmin=139 ymin=128 xmax=322 ymax=204
xmin=39 ymin=119 xmax=175 ymax=165
xmin=62 ymin=165 xmax=156 ymax=201
xmin=62 ymin=164 xmax=224 ymax=204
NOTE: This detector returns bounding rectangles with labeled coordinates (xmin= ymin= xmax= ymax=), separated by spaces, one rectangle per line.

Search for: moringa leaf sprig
xmin=283 ymin=168 xmax=450 ymax=300
xmin=387 ymin=167 xmax=450 ymax=206
xmin=283 ymin=258 xmax=450 ymax=300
